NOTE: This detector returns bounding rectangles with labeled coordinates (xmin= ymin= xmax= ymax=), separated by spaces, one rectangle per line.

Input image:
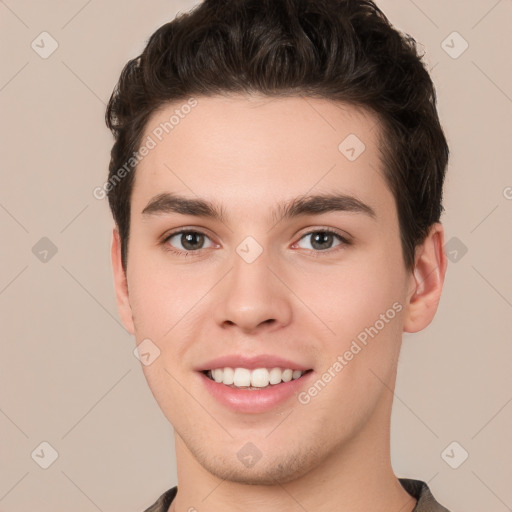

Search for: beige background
xmin=1 ymin=1 xmax=511 ymax=511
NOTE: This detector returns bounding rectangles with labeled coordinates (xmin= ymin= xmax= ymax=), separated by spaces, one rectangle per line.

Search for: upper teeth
xmin=207 ymin=367 xmax=305 ymax=388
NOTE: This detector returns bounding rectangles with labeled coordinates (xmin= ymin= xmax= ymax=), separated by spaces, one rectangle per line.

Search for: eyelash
xmin=161 ymin=228 xmax=351 ymax=258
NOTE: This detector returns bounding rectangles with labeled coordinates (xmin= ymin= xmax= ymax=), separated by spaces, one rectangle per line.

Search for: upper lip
xmin=195 ymin=354 xmax=312 ymax=372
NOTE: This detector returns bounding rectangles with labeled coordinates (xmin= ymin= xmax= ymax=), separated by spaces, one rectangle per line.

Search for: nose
xmin=212 ymin=249 xmax=293 ymax=334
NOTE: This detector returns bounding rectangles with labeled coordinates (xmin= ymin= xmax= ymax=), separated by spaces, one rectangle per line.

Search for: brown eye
xmin=166 ymin=230 xmax=213 ymax=252
xmin=296 ymin=230 xmax=349 ymax=252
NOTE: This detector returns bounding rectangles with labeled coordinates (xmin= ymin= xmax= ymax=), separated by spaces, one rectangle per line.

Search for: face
xmin=112 ymin=94 xmax=444 ymax=485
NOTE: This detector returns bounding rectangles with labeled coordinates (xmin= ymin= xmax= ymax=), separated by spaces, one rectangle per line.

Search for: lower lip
xmin=199 ymin=371 xmax=314 ymax=414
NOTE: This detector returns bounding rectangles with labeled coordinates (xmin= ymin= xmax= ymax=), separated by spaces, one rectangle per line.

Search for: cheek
xmin=301 ymin=248 xmax=407 ymax=401
xmin=303 ymin=257 xmax=405 ymax=342
xmin=139 ymin=359 xmax=192 ymax=428
xmin=126 ymin=252 xmax=202 ymax=340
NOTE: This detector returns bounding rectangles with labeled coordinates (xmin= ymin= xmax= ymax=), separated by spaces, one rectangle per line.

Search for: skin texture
xmin=111 ymin=94 xmax=447 ymax=512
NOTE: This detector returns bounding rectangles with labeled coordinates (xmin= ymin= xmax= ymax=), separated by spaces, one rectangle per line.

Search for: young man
xmin=105 ymin=0 xmax=451 ymax=510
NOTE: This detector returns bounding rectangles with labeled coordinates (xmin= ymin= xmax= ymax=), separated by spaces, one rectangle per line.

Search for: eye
xmin=162 ymin=228 xmax=350 ymax=256
xmin=295 ymin=229 xmax=350 ymax=252
xmin=164 ymin=230 xmax=215 ymax=254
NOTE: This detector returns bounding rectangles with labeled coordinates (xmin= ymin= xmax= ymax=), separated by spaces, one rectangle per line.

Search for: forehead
xmin=132 ymin=94 xmax=393 ymax=220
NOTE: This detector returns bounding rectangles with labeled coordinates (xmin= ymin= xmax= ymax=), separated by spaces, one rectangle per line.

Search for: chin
xmin=193 ymin=441 xmax=322 ymax=486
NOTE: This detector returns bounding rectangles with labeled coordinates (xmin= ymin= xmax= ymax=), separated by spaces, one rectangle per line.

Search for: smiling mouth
xmin=202 ymin=367 xmax=314 ymax=390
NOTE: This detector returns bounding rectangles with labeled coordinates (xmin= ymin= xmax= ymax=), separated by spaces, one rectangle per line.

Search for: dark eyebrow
xmin=141 ymin=192 xmax=376 ymax=223
xmin=142 ymin=193 xmax=228 ymax=223
xmin=274 ymin=193 xmax=376 ymax=223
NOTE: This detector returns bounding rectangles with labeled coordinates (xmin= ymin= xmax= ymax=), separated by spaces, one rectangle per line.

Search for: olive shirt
xmin=142 ymin=478 xmax=452 ymax=511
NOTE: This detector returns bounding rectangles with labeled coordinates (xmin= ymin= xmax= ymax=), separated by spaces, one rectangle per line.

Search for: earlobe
xmin=403 ymin=223 xmax=447 ymax=333
xmin=111 ymin=228 xmax=135 ymax=334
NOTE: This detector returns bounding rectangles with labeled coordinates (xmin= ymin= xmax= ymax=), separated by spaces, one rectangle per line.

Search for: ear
xmin=403 ymin=222 xmax=447 ymax=333
xmin=111 ymin=227 xmax=135 ymax=334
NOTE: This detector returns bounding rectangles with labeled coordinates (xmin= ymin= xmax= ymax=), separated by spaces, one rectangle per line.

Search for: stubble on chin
xmin=181 ymin=432 xmax=323 ymax=486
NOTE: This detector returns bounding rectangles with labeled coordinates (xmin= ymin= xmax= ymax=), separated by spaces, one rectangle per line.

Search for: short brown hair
xmin=105 ymin=0 xmax=449 ymax=271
